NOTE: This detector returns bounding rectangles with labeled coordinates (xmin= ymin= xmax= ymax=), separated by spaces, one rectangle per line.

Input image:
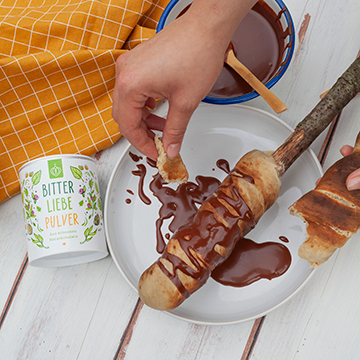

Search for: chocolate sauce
xmin=178 ymin=1 xmax=290 ymax=99
xmin=233 ymin=168 xmax=255 ymax=184
xmin=211 ymin=238 xmax=291 ymax=287
xmin=146 ymin=157 xmax=157 ymax=168
xmin=216 ymin=159 xmax=231 ymax=174
xmin=131 ymin=164 xmax=151 ymax=205
xmin=149 ymin=173 xmax=220 ymax=253
xmin=158 ymin=172 xmax=256 ymax=298
xmin=215 ymin=160 xmax=255 ymax=185
xmin=127 ymin=152 xmax=292 ymax=289
xmin=129 ymin=152 xmax=143 ymax=162
xmin=279 ymin=235 xmax=289 ymax=243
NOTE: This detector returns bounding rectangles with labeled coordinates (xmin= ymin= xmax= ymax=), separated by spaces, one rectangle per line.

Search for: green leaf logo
xmin=31 ymin=170 xmax=42 ymax=185
xmin=70 ymin=166 xmax=82 ymax=180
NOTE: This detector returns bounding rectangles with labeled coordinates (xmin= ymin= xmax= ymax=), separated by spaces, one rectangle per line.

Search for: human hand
xmin=112 ymin=0 xmax=257 ymax=160
xmin=340 ymin=145 xmax=360 ymax=190
xmin=112 ymin=13 xmax=227 ymax=160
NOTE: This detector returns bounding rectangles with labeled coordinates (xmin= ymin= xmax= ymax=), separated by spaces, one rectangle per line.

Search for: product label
xmin=21 ymin=159 xmax=103 ymax=251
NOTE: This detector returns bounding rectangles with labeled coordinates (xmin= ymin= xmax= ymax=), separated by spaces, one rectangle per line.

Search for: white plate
xmin=105 ymin=104 xmax=322 ymax=325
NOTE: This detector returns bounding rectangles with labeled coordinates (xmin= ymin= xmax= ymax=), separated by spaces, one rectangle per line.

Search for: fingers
xmin=120 ymin=110 xmax=159 ymax=160
xmin=162 ymin=99 xmax=199 ymax=158
xmin=122 ymin=108 xmax=167 ymax=160
xmin=316 ymin=145 xmax=360 ymax=191
xmin=144 ymin=111 xmax=166 ymax=132
xmin=112 ymin=56 xmax=163 ymax=160
xmin=112 ymin=92 xmax=160 ymax=160
xmin=339 ymin=145 xmax=360 ymax=191
xmin=346 ymin=168 xmax=360 ymax=191
xmin=145 ymin=97 xmax=157 ymax=110
xmin=340 ymin=145 xmax=354 ymax=157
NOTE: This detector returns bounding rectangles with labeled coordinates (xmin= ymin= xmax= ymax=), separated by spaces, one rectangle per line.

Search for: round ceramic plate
xmin=105 ymin=104 xmax=322 ymax=325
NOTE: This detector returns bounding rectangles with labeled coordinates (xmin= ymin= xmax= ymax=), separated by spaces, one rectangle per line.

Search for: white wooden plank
xmin=0 ymin=196 xmax=28 ymax=311
xmin=251 ymin=230 xmax=360 ymax=360
xmin=0 ymin=257 xmax=139 ymax=360
xmin=294 ymin=231 xmax=360 ymax=360
xmin=322 ymin=96 xmax=360 ymax=172
xmin=122 ymin=305 xmax=255 ymax=360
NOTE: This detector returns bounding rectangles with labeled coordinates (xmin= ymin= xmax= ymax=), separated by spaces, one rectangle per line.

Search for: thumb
xmin=162 ymin=100 xmax=198 ymax=158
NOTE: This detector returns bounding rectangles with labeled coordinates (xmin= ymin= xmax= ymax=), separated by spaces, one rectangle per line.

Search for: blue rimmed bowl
xmin=157 ymin=0 xmax=295 ymax=105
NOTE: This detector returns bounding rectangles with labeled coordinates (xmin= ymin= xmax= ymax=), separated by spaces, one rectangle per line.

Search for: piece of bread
xmin=289 ymin=132 xmax=360 ymax=267
xmin=138 ymin=150 xmax=281 ymax=310
xmin=155 ymin=135 xmax=188 ymax=184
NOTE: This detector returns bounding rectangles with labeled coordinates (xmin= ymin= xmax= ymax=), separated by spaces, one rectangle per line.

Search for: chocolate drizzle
xmin=157 ymin=253 xmax=193 ymax=299
xmin=132 ymin=164 xmax=151 ymax=205
xmin=158 ymin=171 xmax=256 ymax=296
xmin=127 ymin=151 xmax=292 ymax=291
xmin=129 ymin=151 xmax=143 ymax=162
xmin=232 ymin=168 xmax=255 ymax=184
xmin=149 ymin=173 xmax=220 ymax=253
xmin=279 ymin=235 xmax=289 ymax=243
xmin=216 ymin=159 xmax=231 ymax=174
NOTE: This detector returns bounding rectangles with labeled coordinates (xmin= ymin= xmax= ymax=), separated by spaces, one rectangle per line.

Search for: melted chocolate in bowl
xmin=127 ymin=153 xmax=292 ymax=289
xmin=178 ymin=1 xmax=290 ymax=99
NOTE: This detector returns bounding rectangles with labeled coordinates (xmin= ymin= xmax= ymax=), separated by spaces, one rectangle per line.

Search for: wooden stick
xmin=225 ymin=44 xmax=287 ymax=114
xmin=273 ymin=56 xmax=360 ymax=177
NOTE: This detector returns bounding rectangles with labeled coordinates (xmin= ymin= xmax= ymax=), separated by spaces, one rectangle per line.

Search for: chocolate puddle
xmin=211 ymin=238 xmax=291 ymax=287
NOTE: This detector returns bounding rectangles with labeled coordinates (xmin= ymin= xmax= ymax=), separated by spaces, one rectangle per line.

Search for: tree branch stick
xmin=273 ymin=57 xmax=360 ymax=177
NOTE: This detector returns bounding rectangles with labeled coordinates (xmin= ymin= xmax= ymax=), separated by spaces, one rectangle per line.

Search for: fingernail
xmin=166 ymin=143 xmax=180 ymax=159
xmin=347 ymin=177 xmax=360 ymax=191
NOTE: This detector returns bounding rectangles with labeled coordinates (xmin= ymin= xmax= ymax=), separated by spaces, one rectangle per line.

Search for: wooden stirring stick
xmin=224 ymin=43 xmax=287 ymax=114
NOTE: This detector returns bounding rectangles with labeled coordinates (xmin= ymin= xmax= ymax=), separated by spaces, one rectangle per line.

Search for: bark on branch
xmin=273 ymin=57 xmax=360 ymax=176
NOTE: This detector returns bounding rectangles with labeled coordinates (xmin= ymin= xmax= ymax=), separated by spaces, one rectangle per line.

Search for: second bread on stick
xmin=290 ymin=132 xmax=360 ymax=267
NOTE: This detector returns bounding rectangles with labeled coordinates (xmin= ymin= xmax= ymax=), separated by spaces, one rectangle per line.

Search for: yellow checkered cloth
xmin=0 ymin=0 xmax=170 ymax=203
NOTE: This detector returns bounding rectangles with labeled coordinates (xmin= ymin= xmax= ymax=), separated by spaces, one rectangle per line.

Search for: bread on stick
xmin=290 ymin=132 xmax=360 ymax=267
xmin=138 ymin=150 xmax=281 ymax=310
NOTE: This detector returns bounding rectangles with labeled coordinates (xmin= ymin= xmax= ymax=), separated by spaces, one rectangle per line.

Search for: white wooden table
xmin=1 ymin=0 xmax=360 ymax=359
